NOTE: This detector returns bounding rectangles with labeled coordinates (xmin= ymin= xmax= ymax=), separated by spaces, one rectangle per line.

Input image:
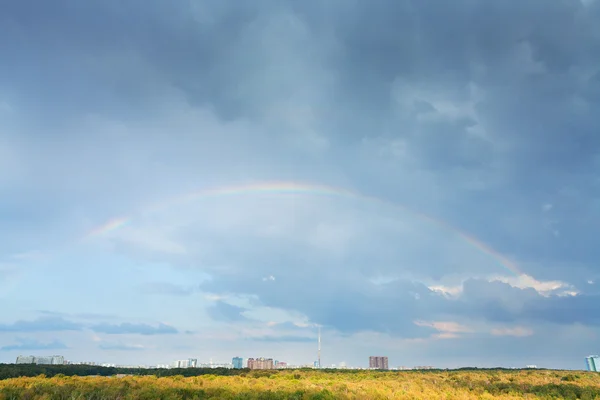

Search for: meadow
xmin=1 ymin=367 xmax=599 ymax=399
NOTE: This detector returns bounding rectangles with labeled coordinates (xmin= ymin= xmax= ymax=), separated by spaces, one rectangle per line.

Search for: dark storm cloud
xmin=204 ymin=276 xmax=441 ymax=337
xmin=294 ymin=0 xmax=600 ymax=280
xmin=523 ymin=294 xmax=600 ymax=326
xmin=458 ymin=279 xmax=600 ymax=327
xmin=2 ymin=0 xmax=599 ymax=163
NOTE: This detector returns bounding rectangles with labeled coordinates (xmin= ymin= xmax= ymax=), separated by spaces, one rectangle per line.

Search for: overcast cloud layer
xmin=1 ymin=0 xmax=600 ymax=369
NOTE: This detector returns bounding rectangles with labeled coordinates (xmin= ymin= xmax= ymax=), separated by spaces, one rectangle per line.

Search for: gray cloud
xmin=37 ymin=310 xmax=119 ymax=321
xmin=98 ymin=342 xmax=145 ymax=351
xmin=0 ymin=338 xmax=68 ymax=352
xmin=450 ymin=279 xmax=600 ymax=327
xmin=206 ymin=301 xmax=249 ymax=323
xmin=91 ymin=322 xmax=178 ymax=335
xmin=230 ymin=279 xmax=439 ymax=337
xmin=0 ymin=317 xmax=83 ymax=332
xmin=250 ymin=335 xmax=315 ymax=343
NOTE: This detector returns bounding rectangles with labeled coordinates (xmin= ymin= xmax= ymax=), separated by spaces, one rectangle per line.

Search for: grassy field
xmin=1 ymin=369 xmax=599 ymax=399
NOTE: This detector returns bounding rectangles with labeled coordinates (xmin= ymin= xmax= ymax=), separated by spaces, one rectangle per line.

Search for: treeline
xmin=0 ymin=364 xmax=247 ymax=380
xmin=0 ymin=363 xmax=552 ymax=380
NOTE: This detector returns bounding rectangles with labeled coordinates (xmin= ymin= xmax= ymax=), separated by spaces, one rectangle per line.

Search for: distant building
xmin=369 ymin=356 xmax=389 ymax=370
xmin=586 ymin=356 xmax=600 ymax=372
xmin=52 ymin=356 xmax=64 ymax=365
xmin=232 ymin=357 xmax=243 ymax=369
xmin=174 ymin=360 xmax=193 ymax=368
xmin=198 ymin=363 xmax=233 ymax=369
xmin=247 ymin=357 xmax=274 ymax=370
xmin=16 ymin=355 xmax=64 ymax=365
xmin=15 ymin=356 xmax=35 ymax=364
xmin=36 ymin=356 xmax=53 ymax=365
xmin=172 ymin=359 xmax=198 ymax=368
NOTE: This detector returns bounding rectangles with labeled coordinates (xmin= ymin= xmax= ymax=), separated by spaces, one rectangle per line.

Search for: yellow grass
xmin=1 ymin=369 xmax=600 ymax=399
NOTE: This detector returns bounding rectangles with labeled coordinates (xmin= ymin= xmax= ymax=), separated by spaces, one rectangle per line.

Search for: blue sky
xmin=1 ymin=0 xmax=600 ymax=369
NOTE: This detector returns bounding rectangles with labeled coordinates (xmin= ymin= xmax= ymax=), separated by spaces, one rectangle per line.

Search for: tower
xmin=318 ymin=326 xmax=321 ymax=368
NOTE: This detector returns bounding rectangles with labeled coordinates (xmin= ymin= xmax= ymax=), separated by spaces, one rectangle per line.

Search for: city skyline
xmin=2 ymin=0 xmax=600 ymax=370
xmin=8 ymin=353 xmax=548 ymax=371
xmin=5 ymin=350 xmax=575 ymax=371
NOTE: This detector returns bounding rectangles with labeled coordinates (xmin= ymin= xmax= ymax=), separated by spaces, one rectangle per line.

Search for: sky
xmin=1 ymin=0 xmax=600 ymax=370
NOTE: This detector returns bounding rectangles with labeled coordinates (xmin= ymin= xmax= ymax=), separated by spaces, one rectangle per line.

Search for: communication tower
xmin=318 ymin=326 xmax=321 ymax=368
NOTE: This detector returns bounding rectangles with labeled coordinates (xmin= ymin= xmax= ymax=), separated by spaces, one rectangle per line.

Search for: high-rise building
xmin=16 ymin=356 xmax=35 ymax=364
xmin=51 ymin=356 xmax=65 ymax=365
xmin=35 ymin=357 xmax=53 ymax=365
xmin=586 ymin=355 xmax=600 ymax=372
xmin=188 ymin=359 xmax=198 ymax=368
xmin=247 ymin=357 xmax=274 ymax=370
xmin=15 ymin=355 xmax=64 ymax=365
xmin=232 ymin=357 xmax=243 ymax=369
xmin=369 ymin=356 xmax=389 ymax=370
xmin=174 ymin=359 xmax=193 ymax=368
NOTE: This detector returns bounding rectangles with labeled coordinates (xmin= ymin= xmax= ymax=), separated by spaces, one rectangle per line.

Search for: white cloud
xmin=428 ymin=284 xmax=464 ymax=298
xmin=414 ymin=320 xmax=473 ymax=334
xmin=429 ymin=271 xmax=577 ymax=299
xmin=490 ymin=274 xmax=576 ymax=297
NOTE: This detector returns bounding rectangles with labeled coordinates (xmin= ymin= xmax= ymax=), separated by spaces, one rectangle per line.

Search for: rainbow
xmin=84 ymin=181 xmax=523 ymax=277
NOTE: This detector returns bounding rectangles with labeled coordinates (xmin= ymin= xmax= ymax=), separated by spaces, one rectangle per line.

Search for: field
xmin=1 ymin=369 xmax=600 ymax=399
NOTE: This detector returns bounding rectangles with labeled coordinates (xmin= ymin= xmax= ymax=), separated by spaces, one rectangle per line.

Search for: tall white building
xmin=15 ymin=355 xmax=64 ymax=365
xmin=51 ymin=356 xmax=65 ymax=365
xmin=35 ymin=356 xmax=53 ymax=365
xmin=16 ymin=356 xmax=35 ymax=364
xmin=173 ymin=360 xmax=189 ymax=368
xmin=586 ymin=355 xmax=600 ymax=372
